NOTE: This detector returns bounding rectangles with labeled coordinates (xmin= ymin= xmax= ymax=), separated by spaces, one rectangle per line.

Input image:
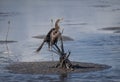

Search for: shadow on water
xmin=0 ymin=12 xmax=20 ymax=17
xmin=0 ymin=40 xmax=17 ymax=44
xmin=101 ymin=27 xmax=120 ymax=30
xmin=112 ymin=8 xmax=120 ymax=12
xmin=92 ymin=4 xmax=111 ymax=8
xmin=100 ymin=27 xmax=120 ymax=33
xmin=59 ymin=73 xmax=68 ymax=82
xmin=0 ymin=40 xmax=17 ymax=53
xmin=0 ymin=40 xmax=17 ymax=61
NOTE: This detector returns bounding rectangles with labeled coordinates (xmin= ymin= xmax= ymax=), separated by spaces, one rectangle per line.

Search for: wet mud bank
xmin=6 ymin=61 xmax=111 ymax=74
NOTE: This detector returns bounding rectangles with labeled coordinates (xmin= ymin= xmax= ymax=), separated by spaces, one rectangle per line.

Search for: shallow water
xmin=0 ymin=0 xmax=120 ymax=82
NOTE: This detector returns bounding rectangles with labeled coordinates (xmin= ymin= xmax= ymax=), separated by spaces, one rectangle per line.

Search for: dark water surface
xmin=0 ymin=0 xmax=120 ymax=82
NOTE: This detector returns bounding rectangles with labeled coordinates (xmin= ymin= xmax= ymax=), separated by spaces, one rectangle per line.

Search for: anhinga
xmin=36 ymin=19 xmax=62 ymax=52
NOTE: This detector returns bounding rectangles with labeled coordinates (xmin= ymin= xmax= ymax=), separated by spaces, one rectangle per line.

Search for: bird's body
xmin=36 ymin=19 xmax=62 ymax=52
xmin=36 ymin=28 xmax=55 ymax=52
xmin=50 ymin=29 xmax=61 ymax=45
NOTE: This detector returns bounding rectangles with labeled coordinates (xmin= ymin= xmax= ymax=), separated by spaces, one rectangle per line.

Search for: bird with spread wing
xmin=36 ymin=18 xmax=63 ymax=53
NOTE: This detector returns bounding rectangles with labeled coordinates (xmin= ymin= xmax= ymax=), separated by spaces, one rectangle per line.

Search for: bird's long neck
xmin=55 ymin=20 xmax=60 ymax=31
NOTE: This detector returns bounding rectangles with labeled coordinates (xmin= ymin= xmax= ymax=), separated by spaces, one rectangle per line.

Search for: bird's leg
xmin=48 ymin=42 xmax=51 ymax=51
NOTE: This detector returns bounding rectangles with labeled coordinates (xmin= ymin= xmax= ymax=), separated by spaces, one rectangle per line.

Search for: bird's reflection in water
xmin=59 ymin=73 xmax=68 ymax=82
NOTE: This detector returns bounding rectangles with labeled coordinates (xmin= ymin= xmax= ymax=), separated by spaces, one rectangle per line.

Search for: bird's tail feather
xmin=36 ymin=41 xmax=45 ymax=52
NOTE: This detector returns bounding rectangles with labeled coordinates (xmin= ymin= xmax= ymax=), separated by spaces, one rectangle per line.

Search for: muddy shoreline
xmin=6 ymin=61 xmax=111 ymax=74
